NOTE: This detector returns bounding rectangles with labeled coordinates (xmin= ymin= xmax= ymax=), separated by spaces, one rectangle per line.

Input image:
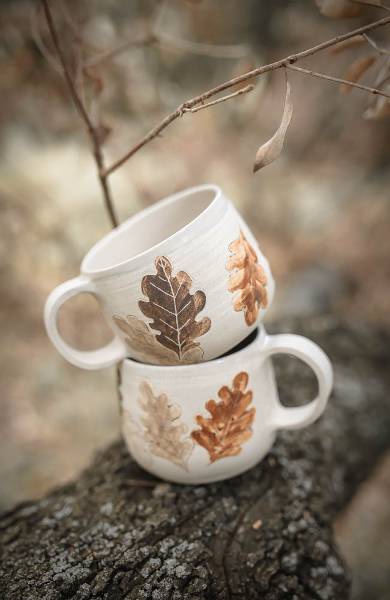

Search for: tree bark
xmin=1 ymin=316 xmax=389 ymax=600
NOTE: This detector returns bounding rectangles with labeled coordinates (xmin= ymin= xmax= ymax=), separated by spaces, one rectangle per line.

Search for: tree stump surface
xmin=1 ymin=316 xmax=389 ymax=600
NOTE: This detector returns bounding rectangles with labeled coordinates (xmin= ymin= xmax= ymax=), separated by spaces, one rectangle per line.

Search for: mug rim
xmin=81 ymin=183 xmax=226 ymax=278
xmin=121 ymin=326 xmax=266 ymax=375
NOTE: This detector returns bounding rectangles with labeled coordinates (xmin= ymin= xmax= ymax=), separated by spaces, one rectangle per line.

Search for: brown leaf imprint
xmin=191 ymin=372 xmax=255 ymax=463
xmin=226 ymin=230 xmax=268 ymax=326
xmin=138 ymin=256 xmax=211 ymax=360
xmin=113 ymin=315 xmax=203 ymax=365
xmin=138 ymin=382 xmax=193 ymax=470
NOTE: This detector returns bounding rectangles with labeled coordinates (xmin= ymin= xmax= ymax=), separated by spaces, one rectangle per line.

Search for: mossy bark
xmin=1 ymin=316 xmax=389 ymax=599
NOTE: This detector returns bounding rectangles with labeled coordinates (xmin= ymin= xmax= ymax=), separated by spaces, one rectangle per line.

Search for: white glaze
xmin=44 ymin=185 xmax=275 ymax=369
xmin=120 ymin=327 xmax=333 ymax=484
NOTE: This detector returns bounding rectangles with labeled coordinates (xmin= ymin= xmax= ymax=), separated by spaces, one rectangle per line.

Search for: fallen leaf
xmin=315 ymin=0 xmax=362 ymax=18
xmin=253 ymin=75 xmax=292 ymax=172
xmin=331 ymin=35 xmax=365 ymax=55
xmin=340 ymin=55 xmax=376 ymax=94
xmin=363 ymin=83 xmax=390 ymax=119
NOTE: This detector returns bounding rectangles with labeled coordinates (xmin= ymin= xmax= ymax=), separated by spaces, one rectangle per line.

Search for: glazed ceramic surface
xmin=44 ymin=184 xmax=275 ymax=369
xmin=120 ymin=327 xmax=333 ymax=484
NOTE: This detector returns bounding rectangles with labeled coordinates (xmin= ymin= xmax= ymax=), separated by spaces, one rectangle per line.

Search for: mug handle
xmin=44 ymin=275 xmax=127 ymax=370
xmin=262 ymin=333 xmax=333 ymax=430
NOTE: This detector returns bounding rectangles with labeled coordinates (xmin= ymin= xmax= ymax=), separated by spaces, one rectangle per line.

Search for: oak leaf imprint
xmin=191 ymin=372 xmax=255 ymax=463
xmin=226 ymin=231 xmax=268 ymax=326
xmin=122 ymin=408 xmax=153 ymax=468
xmin=113 ymin=315 xmax=203 ymax=365
xmin=139 ymin=382 xmax=193 ymax=470
xmin=138 ymin=256 xmax=211 ymax=361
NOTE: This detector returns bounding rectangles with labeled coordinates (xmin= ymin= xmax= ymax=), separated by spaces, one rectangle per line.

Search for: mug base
xmin=124 ymin=434 xmax=276 ymax=485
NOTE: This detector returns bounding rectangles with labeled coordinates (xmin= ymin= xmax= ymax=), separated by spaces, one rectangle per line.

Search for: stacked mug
xmin=45 ymin=184 xmax=333 ymax=484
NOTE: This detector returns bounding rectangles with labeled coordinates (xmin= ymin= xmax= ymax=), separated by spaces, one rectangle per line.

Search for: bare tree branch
xmin=41 ymin=0 xmax=119 ymax=228
xmin=182 ymin=84 xmax=254 ymax=113
xmin=103 ymin=15 xmax=390 ymax=177
xmin=286 ymin=64 xmax=390 ymax=97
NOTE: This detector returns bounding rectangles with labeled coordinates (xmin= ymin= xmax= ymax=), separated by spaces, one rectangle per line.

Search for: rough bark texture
xmin=1 ymin=316 xmax=389 ymax=600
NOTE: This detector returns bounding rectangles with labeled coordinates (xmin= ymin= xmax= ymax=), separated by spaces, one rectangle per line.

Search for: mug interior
xmin=82 ymin=186 xmax=218 ymax=274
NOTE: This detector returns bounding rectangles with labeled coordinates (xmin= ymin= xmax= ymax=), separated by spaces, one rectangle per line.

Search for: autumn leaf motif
xmin=113 ymin=315 xmax=203 ymax=365
xmin=122 ymin=408 xmax=153 ymax=468
xmin=138 ymin=382 xmax=193 ymax=470
xmin=139 ymin=256 xmax=211 ymax=361
xmin=226 ymin=230 xmax=268 ymax=326
xmin=191 ymin=372 xmax=255 ymax=463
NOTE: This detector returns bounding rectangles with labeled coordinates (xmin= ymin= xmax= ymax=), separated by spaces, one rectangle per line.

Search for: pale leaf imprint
xmin=113 ymin=315 xmax=203 ymax=365
xmin=191 ymin=372 xmax=255 ymax=463
xmin=138 ymin=256 xmax=211 ymax=360
xmin=138 ymin=382 xmax=193 ymax=470
xmin=226 ymin=230 xmax=268 ymax=326
xmin=122 ymin=409 xmax=153 ymax=468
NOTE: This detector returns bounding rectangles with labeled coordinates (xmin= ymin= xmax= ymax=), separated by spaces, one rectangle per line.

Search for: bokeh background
xmin=1 ymin=1 xmax=389 ymax=597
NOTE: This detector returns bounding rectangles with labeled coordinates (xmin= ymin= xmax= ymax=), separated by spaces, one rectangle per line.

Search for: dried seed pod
xmin=340 ymin=55 xmax=376 ymax=94
xmin=315 ymin=0 xmax=362 ymax=18
xmin=331 ymin=35 xmax=365 ymax=55
xmin=364 ymin=83 xmax=390 ymax=119
xmin=253 ymin=75 xmax=293 ymax=172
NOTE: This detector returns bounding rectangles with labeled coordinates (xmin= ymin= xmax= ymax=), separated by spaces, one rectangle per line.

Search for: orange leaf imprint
xmin=191 ymin=372 xmax=255 ymax=463
xmin=226 ymin=231 xmax=268 ymax=326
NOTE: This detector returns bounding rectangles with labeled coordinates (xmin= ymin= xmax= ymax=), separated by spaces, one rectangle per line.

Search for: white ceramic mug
xmin=44 ymin=184 xmax=275 ymax=369
xmin=120 ymin=327 xmax=333 ymax=484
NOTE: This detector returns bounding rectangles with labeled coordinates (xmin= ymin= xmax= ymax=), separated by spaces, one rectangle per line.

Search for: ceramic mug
xmin=120 ymin=327 xmax=333 ymax=484
xmin=44 ymin=184 xmax=275 ymax=369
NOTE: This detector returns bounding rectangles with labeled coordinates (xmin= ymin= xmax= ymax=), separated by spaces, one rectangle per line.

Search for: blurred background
xmin=1 ymin=0 xmax=389 ymax=597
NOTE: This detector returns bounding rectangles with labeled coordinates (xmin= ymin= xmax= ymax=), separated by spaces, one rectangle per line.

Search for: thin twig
xmin=41 ymin=0 xmax=119 ymax=228
xmin=103 ymin=15 xmax=390 ymax=177
xmin=351 ymin=0 xmax=390 ymax=13
xmin=152 ymin=0 xmax=248 ymax=59
xmin=182 ymin=84 xmax=254 ymax=113
xmin=85 ymin=32 xmax=248 ymax=69
xmin=85 ymin=34 xmax=158 ymax=68
xmin=156 ymin=31 xmax=249 ymax=59
xmin=286 ymin=64 xmax=390 ymax=98
xmin=31 ymin=3 xmax=62 ymax=74
xmin=363 ymin=33 xmax=390 ymax=54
